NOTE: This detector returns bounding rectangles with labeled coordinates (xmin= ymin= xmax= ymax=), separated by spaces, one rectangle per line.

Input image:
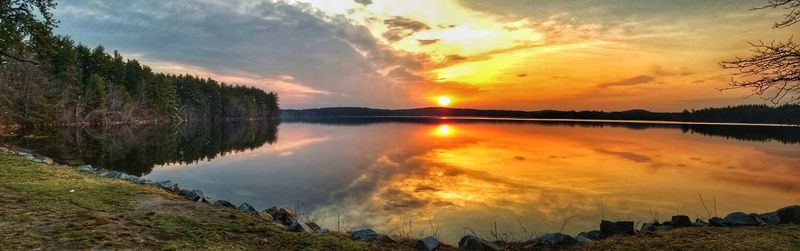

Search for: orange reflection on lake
xmin=306 ymin=122 xmax=800 ymax=242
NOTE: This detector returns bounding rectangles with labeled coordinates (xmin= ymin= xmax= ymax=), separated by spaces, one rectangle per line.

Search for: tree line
xmin=1 ymin=0 xmax=279 ymax=127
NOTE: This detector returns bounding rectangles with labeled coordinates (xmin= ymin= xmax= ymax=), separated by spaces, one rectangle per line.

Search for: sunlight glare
xmin=437 ymin=96 xmax=452 ymax=107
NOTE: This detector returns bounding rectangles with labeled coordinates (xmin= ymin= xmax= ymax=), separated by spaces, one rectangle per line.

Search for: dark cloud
xmin=53 ymin=0 xmax=413 ymax=108
xmin=354 ymin=0 xmax=373 ymax=6
xmin=596 ymin=75 xmax=655 ymax=88
xmin=382 ymin=16 xmax=430 ymax=42
xmin=387 ymin=67 xmax=424 ymax=82
xmin=417 ymin=39 xmax=440 ymax=45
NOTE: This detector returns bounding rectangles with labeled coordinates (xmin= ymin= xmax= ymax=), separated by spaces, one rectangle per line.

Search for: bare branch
xmin=753 ymin=0 xmax=800 ymax=28
xmin=721 ymin=39 xmax=800 ymax=104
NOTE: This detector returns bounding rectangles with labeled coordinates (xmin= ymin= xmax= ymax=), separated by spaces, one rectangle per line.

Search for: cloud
xmin=417 ymin=39 xmax=440 ymax=45
xmin=354 ymin=0 xmax=373 ymax=6
xmin=596 ymin=75 xmax=656 ymax=88
xmin=387 ymin=67 xmax=424 ymax=82
xmin=382 ymin=16 xmax=431 ymax=42
xmin=53 ymin=0 xmax=417 ymax=108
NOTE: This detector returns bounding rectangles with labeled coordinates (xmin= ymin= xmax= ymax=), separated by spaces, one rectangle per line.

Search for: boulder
xmin=416 ymin=236 xmax=440 ymax=251
xmin=258 ymin=210 xmax=275 ymax=222
xmin=238 ymin=203 xmax=259 ymax=216
xmin=575 ymin=234 xmax=592 ymax=244
xmin=709 ymin=217 xmax=728 ymax=227
xmin=184 ymin=190 xmax=208 ymax=203
xmin=16 ymin=151 xmax=33 ymax=159
xmin=104 ymin=171 xmax=126 ymax=179
xmin=127 ymin=176 xmax=142 ymax=184
xmin=306 ymin=222 xmax=322 ymax=232
xmin=759 ymin=212 xmax=781 ymax=225
xmin=640 ymin=223 xmax=657 ymax=233
xmin=157 ymin=181 xmax=180 ymax=194
xmin=776 ymin=205 xmax=800 ymax=224
xmin=458 ymin=234 xmax=501 ymax=250
xmin=600 ymin=220 xmax=634 ymax=236
xmin=318 ymin=228 xmax=330 ymax=233
xmin=288 ymin=220 xmax=313 ymax=232
xmin=214 ymin=200 xmax=237 ymax=209
xmin=76 ymin=165 xmax=95 ymax=172
xmin=694 ymin=218 xmax=709 ymax=227
xmin=671 ymin=215 xmax=692 ymax=227
xmin=725 ymin=212 xmax=758 ymax=226
xmin=535 ymin=233 xmax=577 ymax=246
xmin=32 ymin=157 xmax=53 ymax=165
xmin=583 ymin=230 xmax=604 ymax=241
xmin=351 ymin=229 xmax=378 ymax=241
xmin=179 ymin=189 xmax=190 ymax=197
xmin=750 ymin=213 xmax=766 ymax=225
xmin=271 ymin=207 xmax=299 ymax=225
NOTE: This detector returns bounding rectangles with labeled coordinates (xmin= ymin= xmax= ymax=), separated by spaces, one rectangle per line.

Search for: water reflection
xmin=2 ymin=119 xmax=799 ymax=243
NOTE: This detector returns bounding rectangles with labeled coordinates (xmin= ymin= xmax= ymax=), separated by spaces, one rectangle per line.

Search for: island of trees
xmin=0 ymin=1 xmax=280 ymax=127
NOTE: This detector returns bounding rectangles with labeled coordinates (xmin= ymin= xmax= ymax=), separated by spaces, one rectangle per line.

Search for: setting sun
xmin=436 ymin=96 xmax=452 ymax=107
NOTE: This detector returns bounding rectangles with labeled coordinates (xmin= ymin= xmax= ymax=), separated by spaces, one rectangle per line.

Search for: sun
xmin=436 ymin=96 xmax=452 ymax=107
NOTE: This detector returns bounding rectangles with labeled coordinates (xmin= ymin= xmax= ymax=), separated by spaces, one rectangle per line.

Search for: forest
xmin=0 ymin=1 xmax=279 ymax=127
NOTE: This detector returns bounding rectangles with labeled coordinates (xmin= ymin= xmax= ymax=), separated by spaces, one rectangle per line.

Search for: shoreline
xmin=0 ymin=147 xmax=798 ymax=250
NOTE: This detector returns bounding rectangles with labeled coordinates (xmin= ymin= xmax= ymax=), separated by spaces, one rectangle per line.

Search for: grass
xmin=0 ymin=154 xmax=412 ymax=250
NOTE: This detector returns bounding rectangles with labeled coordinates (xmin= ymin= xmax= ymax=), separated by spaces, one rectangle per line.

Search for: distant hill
xmin=282 ymin=104 xmax=800 ymax=125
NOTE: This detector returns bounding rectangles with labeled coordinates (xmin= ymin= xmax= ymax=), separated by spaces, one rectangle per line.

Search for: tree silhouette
xmin=722 ymin=0 xmax=800 ymax=104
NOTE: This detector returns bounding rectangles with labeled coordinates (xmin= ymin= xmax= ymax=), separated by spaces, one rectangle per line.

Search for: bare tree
xmin=721 ymin=0 xmax=800 ymax=104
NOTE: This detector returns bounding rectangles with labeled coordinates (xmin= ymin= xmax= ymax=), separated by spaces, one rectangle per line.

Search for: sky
xmin=53 ymin=0 xmax=793 ymax=111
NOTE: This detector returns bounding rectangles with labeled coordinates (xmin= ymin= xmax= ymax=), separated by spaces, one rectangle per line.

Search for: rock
xmin=104 ymin=171 xmax=125 ymax=179
xmin=32 ymin=157 xmax=53 ymax=165
xmin=600 ymin=220 xmax=634 ymax=236
xmin=458 ymin=234 xmax=501 ymax=250
xmin=655 ymin=225 xmax=674 ymax=231
xmin=416 ymin=236 xmax=440 ymax=251
xmin=184 ymin=190 xmax=208 ymax=203
xmin=127 ymin=176 xmax=142 ymax=184
xmin=709 ymin=217 xmax=728 ymax=227
xmin=213 ymin=200 xmax=237 ymax=209
xmin=671 ymin=215 xmax=692 ymax=227
xmin=238 ymin=203 xmax=259 ymax=216
xmin=157 ymin=180 xmax=180 ymax=194
xmin=377 ymin=234 xmax=399 ymax=244
xmin=776 ymin=205 xmax=800 ymax=224
xmin=760 ymin=212 xmax=781 ymax=225
xmin=288 ymin=220 xmax=313 ymax=232
xmin=271 ymin=207 xmax=299 ymax=225
xmin=76 ymin=165 xmax=95 ymax=172
xmin=351 ymin=229 xmax=378 ymax=241
xmin=306 ymin=222 xmax=322 ymax=232
xmin=640 ymin=223 xmax=657 ymax=233
xmin=318 ymin=228 xmax=330 ymax=233
xmin=537 ymin=233 xmax=577 ymax=246
xmin=725 ymin=212 xmax=758 ymax=226
xmin=584 ymin=230 xmax=604 ymax=241
xmin=694 ymin=218 xmax=709 ymax=227
xmin=179 ymin=189 xmax=190 ymax=197
xmin=750 ymin=213 xmax=766 ymax=225
xmin=16 ymin=151 xmax=33 ymax=159
xmin=575 ymin=234 xmax=592 ymax=244
xmin=258 ymin=210 xmax=275 ymax=222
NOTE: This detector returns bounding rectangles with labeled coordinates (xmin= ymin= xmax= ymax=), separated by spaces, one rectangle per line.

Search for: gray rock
xmin=776 ymin=205 xmax=800 ymax=224
xmin=694 ymin=218 xmax=709 ymax=227
xmin=416 ymin=236 xmax=440 ymax=251
xmin=157 ymin=180 xmax=180 ymax=194
xmin=184 ymin=190 xmax=208 ymax=203
xmin=318 ymin=228 xmax=330 ymax=233
xmin=725 ymin=212 xmax=758 ymax=226
xmin=750 ymin=213 xmax=766 ymax=225
xmin=238 ymin=203 xmax=259 ymax=216
xmin=351 ymin=229 xmax=378 ymax=241
xmin=640 ymin=223 xmax=657 ymax=233
xmin=32 ymin=157 xmax=53 ymax=165
xmin=458 ymin=234 xmax=501 ymax=250
xmin=709 ymin=217 xmax=728 ymax=227
xmin=600 ymin=220 xmax=634 ymax=236
xmin=536 ymin=233 xmax=577 ymax=246
xmin=584 ymin=230 xmax=604 ymax=240
xmin=213 ymin=200 xmax=237 ymax=209
xmin=127 ymin=176 xmax=142 ymax=184
xmin=258 ymin=210 xmax=274 ymax=221
xmin=306 ymin=222 xmax=322 ymax=232
xmin=671 ymin=215 xmax=692 ymax=227
xmin=76 ymin=165 xmax=94 ymax=172
xmin=269 ymin=207 xmax=299 ymax=225
xmin=16 ymin=151 xmax=33 ymax=159
xmin=760 ymin=212 xmax=781 ymax=225
xmin=104 ymin=171 xmax=125 ymax=179
xmin=655 ymin=225 xmax=674 ymax=231
xmin=575 ymin=234 xmax=592 ymax=244
xmin=288 ymin=220 xmax=313 ymax=232
xmin=179 ymin=189 xmax=190 ymax=197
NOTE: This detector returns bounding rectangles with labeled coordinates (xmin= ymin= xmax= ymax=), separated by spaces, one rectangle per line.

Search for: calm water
xmin=4 ymin=118 xmax=800 ymax=242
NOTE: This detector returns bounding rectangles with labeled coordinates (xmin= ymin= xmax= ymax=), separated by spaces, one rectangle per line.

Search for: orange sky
xmin=56 ymin=0 xmax=794 ymax=110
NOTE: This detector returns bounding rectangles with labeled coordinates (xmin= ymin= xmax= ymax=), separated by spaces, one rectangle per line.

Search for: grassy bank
xmin=1 ymin=153 xmax=798 ymax=250
xmin=0 ymin=154 xmax=412 ymax=250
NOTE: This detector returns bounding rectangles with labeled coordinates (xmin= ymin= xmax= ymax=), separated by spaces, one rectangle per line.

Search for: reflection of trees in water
xmin=284 ymin=117 xmax=800 ymax=144
xmin=2 ymin=121 xmax=278 ymax=176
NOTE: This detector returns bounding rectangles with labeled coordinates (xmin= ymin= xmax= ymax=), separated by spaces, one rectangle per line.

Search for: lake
xmin=3 ymin=118 xmax=799 ymax=243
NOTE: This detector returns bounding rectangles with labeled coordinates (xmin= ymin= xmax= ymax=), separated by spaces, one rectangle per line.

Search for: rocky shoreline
xmin=1 ymin=146 xmax=798 ymax=250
